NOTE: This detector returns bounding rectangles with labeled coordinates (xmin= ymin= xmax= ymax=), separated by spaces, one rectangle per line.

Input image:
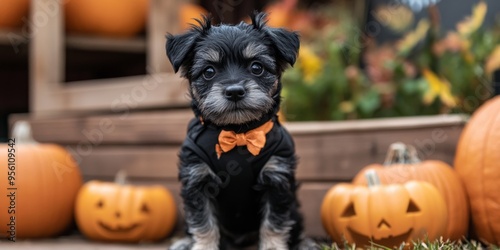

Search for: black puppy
xmin=166 ymin=13 xmax=312 ymax=250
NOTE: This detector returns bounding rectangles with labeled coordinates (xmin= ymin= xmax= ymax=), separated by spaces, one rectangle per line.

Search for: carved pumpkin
xmin=352 ymin=142 xmax=469 ymax=240
xmin=0 ymin=121 xmax=82 ymax=238
xmin=455 ymin=96 xmax=500 ymax=245
xmin=0 ymin=0 xmax=29 ymax=28
xmin=322 ymin=170 xmax=447 ymax=248
xmin=65 ymin=0 xmax=149 ymax=37
xmin=75 ymin=171 xmax=177 ymax=242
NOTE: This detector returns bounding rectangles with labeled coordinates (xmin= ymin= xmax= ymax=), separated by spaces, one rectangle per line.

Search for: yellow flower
xmin=485 ymin=46 xmax=500 ymax=74
xmin=298 ymin=46 xmax=322 ymax=84
xmin=339 ymin=101 xmax=354 ymax=113
xmin=373 ymin=5 xmax=414 ymax=33
xmin=397 ymin=19 xmax=430 ymax=55
xmin=422 ymin=69 xmax=456 ymax=108
xmin=457 ymin=1 xmax=487 ymax=37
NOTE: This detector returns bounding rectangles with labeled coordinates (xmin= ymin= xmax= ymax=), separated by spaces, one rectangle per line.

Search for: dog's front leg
xmin=180 ymin=162 xmax=221 ymax=250
xmin=258 ymin=156 xmax=299 ymax=250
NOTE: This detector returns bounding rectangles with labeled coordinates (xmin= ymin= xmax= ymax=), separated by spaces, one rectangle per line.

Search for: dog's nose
xmin=224 ymin=85 xmax=246 ymax=101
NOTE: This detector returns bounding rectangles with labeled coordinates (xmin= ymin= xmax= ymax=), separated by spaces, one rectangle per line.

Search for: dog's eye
xmin=250 ymin=62 xmax=264 ymax=76
xmin=203 ymin=66 xmax=216 ymax=80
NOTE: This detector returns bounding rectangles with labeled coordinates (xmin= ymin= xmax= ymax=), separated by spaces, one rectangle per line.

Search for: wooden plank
xmin=31 ymin=74 xmax=190 ymax=115
xmin=66 ymin=35 xmax=146 ymax=53
xmin=293 ymin=125 xmax=463 ymax=180
xmin=17 ymin=109 xmax=193 ymax=144
xmin=286 ymin=114 xmax=467 ymax=135
xmin=0 ymin=29 xmax=28 ymax=46
xmin=16 ymin=111 xmax=465 ymax=144
xmin=78 ymin=146 xmax=179 ymax=180
xmin=11 ymin=113 xmax=464 ymax=181
xmin=69 ymin=124 xmax=461 ymax=182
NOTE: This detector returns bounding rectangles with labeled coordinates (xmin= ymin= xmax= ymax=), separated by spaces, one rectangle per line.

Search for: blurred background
xmin=0 ymin=0 xmax=499 ymax=142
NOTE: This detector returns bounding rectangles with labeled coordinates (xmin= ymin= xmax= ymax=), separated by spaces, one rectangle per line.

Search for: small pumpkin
xmin=455 ymin=96 xmax=500 ymax=245
xmin=179 ymin=3 xmax=208 ymax=31
xmin=0 ymin=0 xmax=30 ymax=28
xmin=352 ymin=142 xmax=469 ymax=240
xmin=75 ymin=170 xmax=177 ymax=242
xmin=0 ymin=121 xmax=82 ymax=238
xmin=65 ymin=0 xmax=149 ymax=37
xmin=321 ymin=170 xmax=447 ymax=248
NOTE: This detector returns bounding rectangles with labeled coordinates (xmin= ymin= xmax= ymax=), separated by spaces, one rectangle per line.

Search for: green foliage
xmin=282 ymin=3 xmax=500 ymax=121
xmin=319 ymin=238 xmax=499 ymax=250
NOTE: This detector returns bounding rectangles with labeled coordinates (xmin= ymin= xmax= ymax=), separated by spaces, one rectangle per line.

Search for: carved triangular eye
xmin=141 ymin=203 xmax=150 ymax=214
xmin=96 ymin=200 xmax=104 ymax=209
xmin=406 ymin=199 xmax=420 ymax=213
xmin=341 ymin=202 xmax=356 ymax=217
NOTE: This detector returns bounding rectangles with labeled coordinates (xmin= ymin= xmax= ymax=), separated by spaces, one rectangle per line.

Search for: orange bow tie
xmin=215 ymin=121 xmax=274 ymax=159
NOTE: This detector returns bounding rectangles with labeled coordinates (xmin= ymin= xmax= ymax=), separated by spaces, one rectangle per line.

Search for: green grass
xmin=319 ymin=238 xmax=500 ymax=250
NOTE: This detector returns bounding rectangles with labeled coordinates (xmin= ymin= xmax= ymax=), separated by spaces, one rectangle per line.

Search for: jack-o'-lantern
xmin=321 ymin=170 xmax=447 ymax=248
xmin=352 ymin=142 xmax=469 ymax=240
xmin=75 ymin=171 xmax=177 ymax=242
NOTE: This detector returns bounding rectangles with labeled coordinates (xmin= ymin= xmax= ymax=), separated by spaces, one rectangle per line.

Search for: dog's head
xmin=166 ymin=12 xmax=299 ymax=126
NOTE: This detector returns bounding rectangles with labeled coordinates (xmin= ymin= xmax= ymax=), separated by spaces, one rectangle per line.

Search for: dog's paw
xmin=259 ymin=238 xmax=288 ymax=250
xmin=297 ymin=238 xmax=320 ymax=250
xmin=192 ymin=242 xmax=219 ymax=250
xmin=169 ymin=237 xmax=194 ymax=250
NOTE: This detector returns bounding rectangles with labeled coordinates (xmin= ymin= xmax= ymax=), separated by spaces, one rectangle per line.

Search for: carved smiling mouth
xmin=347 ymin=227 xmax=413 ymax=248
xmin=98 ymin=221 xmax=140 ymax=233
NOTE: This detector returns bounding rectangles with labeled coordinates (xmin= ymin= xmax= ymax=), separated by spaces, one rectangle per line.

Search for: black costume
xmin=181 ymin=116 xmax=295 ymax=234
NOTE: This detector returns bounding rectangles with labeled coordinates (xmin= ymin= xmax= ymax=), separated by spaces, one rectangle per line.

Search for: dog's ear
xmin=251 ymin=12 xmax=300 ymax=67
xmin=166 ymin=16 xmax=212 ymax=74
xmin=166 ymin=31 xmax=199 ymax=73
xmin=265 ymin=28 xmax=300 ymax=66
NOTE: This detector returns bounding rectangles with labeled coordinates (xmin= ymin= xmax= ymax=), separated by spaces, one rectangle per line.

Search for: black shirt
xmin=181 ymin=117 xmax=295 ymax=233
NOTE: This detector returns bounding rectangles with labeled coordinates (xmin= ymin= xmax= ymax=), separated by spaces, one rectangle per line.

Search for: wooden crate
xmin=10 ymin=112 xmax=466 ymax=237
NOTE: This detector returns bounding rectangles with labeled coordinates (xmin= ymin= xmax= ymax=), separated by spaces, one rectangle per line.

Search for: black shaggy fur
xmin=166 ymin=12 xmax=310 ymax=250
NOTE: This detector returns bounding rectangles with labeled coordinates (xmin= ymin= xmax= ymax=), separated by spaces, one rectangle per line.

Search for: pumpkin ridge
xmin=483 ymin=107 xmax=500 ymax=244
xmin=477 ymin=102 xmax=500 ymax=242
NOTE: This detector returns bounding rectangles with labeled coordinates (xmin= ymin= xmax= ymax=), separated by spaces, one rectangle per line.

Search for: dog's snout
xmin=224 ymin=85 xmax=246 ymax=101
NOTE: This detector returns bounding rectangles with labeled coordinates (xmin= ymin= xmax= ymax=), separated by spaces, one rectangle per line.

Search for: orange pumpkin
xmin=322 ymin=170 xmax=447 ymax=248
xmin=0 ymin=121 xmax=82 ymax=238
xmin=0 ymin=0 xmax=30 ymax=28
xmin=65 ymin=0 xmax=149 ymax=37
xmin=352 ymin=142 xmax=469 ymax=240
xmin=179 ymin=3 xmax=208 ymax=31
xmin=75 ymin=171 xmax=177 ymax=242
xmin=264 ymin=0 xmax=297 ymax=28
xmin=455 ymin=96 xmax=500 ymax=245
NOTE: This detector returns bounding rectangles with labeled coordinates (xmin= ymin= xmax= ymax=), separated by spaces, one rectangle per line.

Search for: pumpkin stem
xmin=11 ymin=120 xmax=38 ymax=144
xmin=405 ymin=144 xmax=421 ymax=163
xmin=115 ymin=170 xmax=128 ymax=185
xmin=383 ymin=142 xmax=421 ymax=165
xmin=365 ymin=169 xmax=381 ymax=187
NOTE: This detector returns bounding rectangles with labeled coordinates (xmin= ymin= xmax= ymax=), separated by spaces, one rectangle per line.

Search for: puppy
xmin=166 ymin=12 xmax=312 ymax=250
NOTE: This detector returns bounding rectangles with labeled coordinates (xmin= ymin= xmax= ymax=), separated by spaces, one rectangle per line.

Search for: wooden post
xmin=29 ymin=0 xmax=64 ymax=114
xmin=148 ymin=0 xmax=183 ymax=74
